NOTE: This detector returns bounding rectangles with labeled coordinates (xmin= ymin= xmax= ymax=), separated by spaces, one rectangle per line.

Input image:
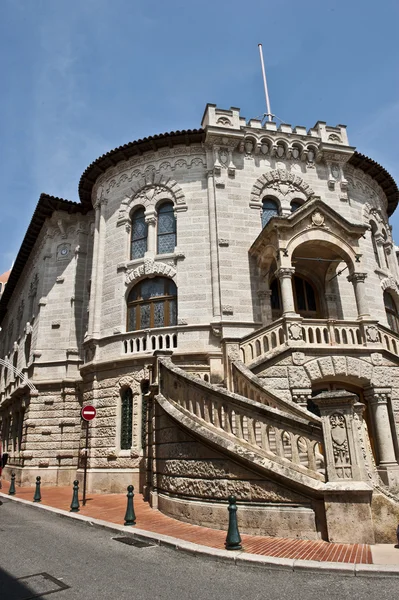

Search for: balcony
xmin=122 ymin=327 xmax=178 ymax=355
xmin=239 ymin=317 xmax=399 ymax=366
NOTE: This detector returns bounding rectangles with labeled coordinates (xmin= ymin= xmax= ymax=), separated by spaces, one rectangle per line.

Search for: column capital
xmin=275 ymin=267 xmax=295 ymax=279
xmin=347 ymin=272 xmax=367 ymax=284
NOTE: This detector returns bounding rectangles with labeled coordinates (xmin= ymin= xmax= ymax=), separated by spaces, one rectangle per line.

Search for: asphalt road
xmin=0 ymin=497 xmax=397 ymax=600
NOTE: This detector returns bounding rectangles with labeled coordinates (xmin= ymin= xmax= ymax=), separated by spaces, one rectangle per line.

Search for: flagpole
xmin=258 ymin=44 xmax=273 ymax=122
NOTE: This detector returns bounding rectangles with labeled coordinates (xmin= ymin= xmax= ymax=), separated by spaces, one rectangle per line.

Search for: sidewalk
xmin=2 ymin=479 xmax=398 ymax=568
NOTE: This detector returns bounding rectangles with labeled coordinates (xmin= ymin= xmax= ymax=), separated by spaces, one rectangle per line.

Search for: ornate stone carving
xmin=250 ymin=169 xmax=315 ymax=206
xmin=125 ymin=261 xmax=177 ymax=285
xmin=288 ymin=323 xmax=303 ymax=341
xmin=292 ymin=352 xmax=306 ymax=366
xmin=371 ymin=353 xmax=383 ymax=366
xmin=311 ymin=211 xmax=325 ymax=227
xmin=365 ymin=325 xmax=379 ymax=343
xmin=330 ymin=413 xmax=351 ymax=478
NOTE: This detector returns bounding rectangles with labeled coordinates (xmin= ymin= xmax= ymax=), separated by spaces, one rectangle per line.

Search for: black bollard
xmin=70 ymin=480 xmax=80 ymax=513
xmin=225 ymin=495 xmax=242 ymax=550
xmin=124 ymin=485 xmax=136 ymax=526
xmin=8 ymin=472 xmax=16 ymax=495
xmin=33 ymin=476 xmax=41 ymax=503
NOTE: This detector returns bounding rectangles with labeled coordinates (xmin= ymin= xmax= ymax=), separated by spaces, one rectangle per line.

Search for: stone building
xmin=1 ymin=103 xmax=399 ymax=543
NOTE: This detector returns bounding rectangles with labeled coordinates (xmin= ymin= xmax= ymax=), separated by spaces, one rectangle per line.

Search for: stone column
xmin=275 ymin=267 xmax=297 ymax=316
xmin=364 ymin=387 xmax=399 ymax=488
xmin=206 ymin=169 xmax=221 ymax=318
xmin=145 ymin=210 xmax=157 ymax=256
xmin=88 ymin=198 xmax=107 ymax=338
xmin=312 ymin=390 xmax=375 ymax=544
xmin=347 ymin=272 xmax=370 ymax=318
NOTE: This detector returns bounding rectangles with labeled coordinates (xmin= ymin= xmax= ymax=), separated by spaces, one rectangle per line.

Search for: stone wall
xmin=152 ymin=404 xmax=325 ymax=539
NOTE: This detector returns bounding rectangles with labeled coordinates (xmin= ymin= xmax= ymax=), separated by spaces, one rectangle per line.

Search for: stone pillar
xmin=88 ymin=198 xmax=108 ymax=337
xmin=145 ymin=210 xmax=157 ymax=256
xmin=275 ymin=267 xmax=297 ymax=316
xmin=364 ymin=387 xmax=399 ymax=488
xmin=206 ymin=168 xmax=221 ymax=318
xmin=221 ymin=338 xmax=241 ymax=392
xmin=312 ymin=390 xmax=375 ymax=544
xmin=347 ymin=272 xmax=370 ymax=318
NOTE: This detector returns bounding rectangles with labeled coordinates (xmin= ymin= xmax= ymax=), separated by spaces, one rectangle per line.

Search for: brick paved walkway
xmin=0 ymin=480 xmax=372 ymax=564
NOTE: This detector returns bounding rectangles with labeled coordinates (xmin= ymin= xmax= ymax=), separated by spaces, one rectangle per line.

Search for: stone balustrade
xmin=239 ymin=317 xmax=399 ymax=366
xmin=122 ymin=328 xmax=178 ymax=355
xmin=158 ymin=358 xmax=325 ymax=484
xmin=232 ymin=360 xmax=320 ymax=423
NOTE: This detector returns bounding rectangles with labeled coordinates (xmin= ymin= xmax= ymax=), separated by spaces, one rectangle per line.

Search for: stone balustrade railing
xmin=158 ymin=358 xmax=325 ymax=485
xmin=239 ymin=317 xmax=399 ymax=366
xmin=232 ymin=360 xmax=321 ymax=423
xmin=122 ymin=328 xmax=178 ymax=355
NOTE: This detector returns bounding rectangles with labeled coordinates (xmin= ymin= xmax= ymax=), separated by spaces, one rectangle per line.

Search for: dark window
xmin=262 ymin=198 xmax=279 ymax=228
xmin=293 ymin=276 xmax=318 ymax=317
xmin=384 ymin=291 xmax=399 ymax=333
xmin=291 ymin=200 xmax=302 ymax=213
xmin=157 ymin=202 xmax=176 ymax=254
xmin=131 ymin=208 xmax=148 ymax=260
xmin=121 ymin=388 xmax=133 ymax=450
xmin=127 ymin=277 xmax=177 ymax=331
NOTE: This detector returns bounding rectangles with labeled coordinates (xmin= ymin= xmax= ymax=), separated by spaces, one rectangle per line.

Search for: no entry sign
xmin=81 ymin=405 xmax=97 ymax=421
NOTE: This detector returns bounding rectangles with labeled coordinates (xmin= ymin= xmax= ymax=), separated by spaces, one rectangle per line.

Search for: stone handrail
xmin=232 ymin=360 xmax=321 ymax=423
xmin=158 ymin=358 xmax=325 ymax=489
xmin=239 ymin=317 xmax=399 ymax=366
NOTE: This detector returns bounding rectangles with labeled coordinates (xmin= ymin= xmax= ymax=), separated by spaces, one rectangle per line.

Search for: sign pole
xmin=82 ymin=421 xmax=89 ymax=507
xmin=80 ymin=405 xmax=96 ymax=507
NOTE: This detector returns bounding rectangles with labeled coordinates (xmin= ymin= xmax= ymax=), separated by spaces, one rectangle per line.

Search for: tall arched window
xmin=370 ymin=221 xmax=380 ymax=267
xmin=157 ymin=202 xmax=176 ymax=254
xmin=120 ymin=388 xmax=133 ymax=450
xmin=127 ymin=277 xmax=177 ymax=331
xmin=384 ymin=291 xmax=399 ymax=333
xmin=131 ymin=207 xmax=148 ymax=260
xmin=262 ymin=198 xmax=279 ymax=228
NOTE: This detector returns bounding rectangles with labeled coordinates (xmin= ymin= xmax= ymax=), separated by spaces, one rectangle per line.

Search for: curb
xmin=2 ymin=492 xmax=399 ymax=577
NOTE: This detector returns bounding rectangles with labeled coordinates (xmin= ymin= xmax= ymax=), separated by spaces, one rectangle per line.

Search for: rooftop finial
xmin=258 ymin=44 xmax=274 ymax=123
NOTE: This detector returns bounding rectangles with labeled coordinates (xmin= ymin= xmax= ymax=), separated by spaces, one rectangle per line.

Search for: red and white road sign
xmin=81 ymin=405 xmax=97 ymax=421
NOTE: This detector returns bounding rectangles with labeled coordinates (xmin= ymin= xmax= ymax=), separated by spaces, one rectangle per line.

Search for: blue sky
xmin=1 ymin=0 xmax=398 ymax=275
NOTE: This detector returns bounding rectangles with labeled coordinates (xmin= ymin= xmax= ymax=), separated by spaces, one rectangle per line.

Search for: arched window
xmin=157 ymin=202 xmax=176 ymax=254
xmin=384 ymin=291 xmax=399 ymax=333
xmin=370 ymin=221 xmax=380 ymax=267
xmin=262 ymin=198 xmax=279 ymax=228
xmin=120 ymin=388 xmax=133 ymax=450
xmin=127 ymin=277 xmax=177 ymax=331
xmin=290 ymin=199 xmax=303 ymax=213
xmin=131 ymin=207 xmax=148 ymax=260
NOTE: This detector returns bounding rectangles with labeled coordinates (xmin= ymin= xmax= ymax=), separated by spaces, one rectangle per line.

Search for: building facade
xmin=1 ymin=104 xmax=399 ymax=543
